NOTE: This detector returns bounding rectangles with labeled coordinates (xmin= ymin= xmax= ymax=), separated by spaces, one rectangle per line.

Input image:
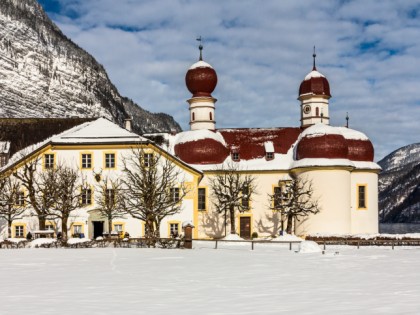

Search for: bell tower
xmin=185 ymin=38 xmax=218 ymax=131
xmin=298 ymin=48 xmax=331 ymax=128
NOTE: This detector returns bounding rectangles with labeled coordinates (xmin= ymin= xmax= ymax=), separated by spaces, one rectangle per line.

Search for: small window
xmin=170 ymin=187 xmax=180 ymax=203
xmin=232 ymin=152 xmax=240 ymax=161
xmin=44 ymin=154 xmax=54 ymax=169
xmin=316 ymin=107 xmax=319 ymax=116
xmin=170 ymin=223 xmax=179 ymax=237
xmin=358 ymin=185 xmax=367 ymax=209
xmin=81 ymin=153 xmax=92 ymax=169
xmin=81 ymin=188 xmax=92 ymax=205
xmin=273 ymin=186 xmax=282 ymax=209
xmin=15 ymin=191 xmax=25 ymax=206
xmin=114 ymin=224 xmax=123 ymax=232
xmin=46 ymin=224 xmax=54 ymax=231
xmin=143 ymin=153 xmax=153 ymax=167
xmin=266 ymin=152 xmax=274 ymax=160
xmin=209 ymin=112 xmax=213 ymax=121
xmin=198 ymin=188 xmax=206 ymax=211
xmin=105 ymin=189 xmax=115 ymax=206
xmin=105 ymin=153 xmax=115 ymax=168
xmin=15 ymin=225 xmax=24 ymax=238
xmin=241 ymin=186 xmax=250 ymax=209
xmin=73 ymin=225 xmax=82 ymax=234
xmin=192 ymin=112 xmax=195 ymax=121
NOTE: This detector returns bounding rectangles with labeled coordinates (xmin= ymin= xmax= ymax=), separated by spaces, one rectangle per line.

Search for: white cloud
xmin=45 ymin=0 xmax=420 ymax=160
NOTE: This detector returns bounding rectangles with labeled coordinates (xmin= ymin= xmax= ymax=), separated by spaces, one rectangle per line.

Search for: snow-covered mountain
xmin=378 ymin=143 xmax=420 ymax=222
xmin=0 ymin=0 xmax=181 ymax=134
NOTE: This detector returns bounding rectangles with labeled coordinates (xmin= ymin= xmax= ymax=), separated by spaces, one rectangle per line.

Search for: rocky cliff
xmin=0 ymin=0 xmax=181 ymax=134
xmin=379 ymin=143 xmax=420 ymax=222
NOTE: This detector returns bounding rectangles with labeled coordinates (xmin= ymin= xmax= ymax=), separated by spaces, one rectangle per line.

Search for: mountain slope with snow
xmin=0 ymin=0 xmax=181 ymax=134
xmin=378 ymin=143 xmax=420 ymax=222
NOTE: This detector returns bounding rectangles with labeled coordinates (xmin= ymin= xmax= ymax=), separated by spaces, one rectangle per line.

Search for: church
xmin=0 ymin=47 xmax=380 ymax=239
xmin=146 ymin=45 xmax=380 ymax=238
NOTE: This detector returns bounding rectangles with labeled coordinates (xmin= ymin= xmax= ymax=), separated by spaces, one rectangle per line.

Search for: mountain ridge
xmin=378 ymin=143 xmax=420 ymax=223
xmin=0 ymin=0 xmax=181 ymax=134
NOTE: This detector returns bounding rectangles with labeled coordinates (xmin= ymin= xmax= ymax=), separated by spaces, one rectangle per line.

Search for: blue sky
xmin=37 ymin=0 xmax=420 ymax=160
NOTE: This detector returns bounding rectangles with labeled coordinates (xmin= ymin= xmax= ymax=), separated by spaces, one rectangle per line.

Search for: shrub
xmin=251 ymin=232 xmax=258 ymax=239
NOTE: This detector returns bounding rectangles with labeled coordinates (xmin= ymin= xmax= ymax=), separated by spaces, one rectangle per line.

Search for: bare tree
xmin=13 ymin=157 xmax=57 ymax=230
xmin=209 ymin=164 xmax=256 ymax=235
xmin=94 ymin=175 xmax=125 ymax=234
xmin=47 ymin=164 xmax=85 ymax=241
xmin=0 ymin=175 xmax=27 ymax=238
xmin=121 ymin=149 xmax=188 ymax=240
xmin=269 ymin=174 xmax=320 ymax=234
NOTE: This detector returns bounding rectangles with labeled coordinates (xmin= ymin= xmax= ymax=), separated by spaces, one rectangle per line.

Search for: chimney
xmin=124 ymin=117 xmax=133 ymax=131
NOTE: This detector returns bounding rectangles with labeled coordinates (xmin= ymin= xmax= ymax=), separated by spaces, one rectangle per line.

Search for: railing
xmin=318 ymin=239 xmax=420 ymax=250
xmin=193 ymin=238 xmax=302 ymax=251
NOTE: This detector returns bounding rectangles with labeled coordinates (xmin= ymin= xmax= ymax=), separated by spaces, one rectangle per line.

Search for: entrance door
xmin=239 ymin=217 xmax=251 ymax=239
xmin=93 ymin=221 xmax=104 ymax=238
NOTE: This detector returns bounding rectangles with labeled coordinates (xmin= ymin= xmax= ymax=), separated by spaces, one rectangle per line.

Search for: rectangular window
xmin=170 ymin=187 xmax=180 ymax=203
xmin=170 ymin=223 xmax=179 ymax=237
xmin=198 ymin=188 xmax=206 ymax=211
xmin=105 ymin=189 xmax=115 ymax=206
xmin=241 ymin=186 xmax=250 ymax=209
xmin=81 ymin=188 xmax=92 ymax=205
xmin=15 ymin=225 xmax=24 ymax=238
xmin=15 ymin=191 xmax=25 ymax=206
xmin=358 ymin=185 xmax=367 ymax=209
xmin=46 ymin=224 xmax=54 ymax=231
xmin=143 ymin=153 xmax=153 ymax=167
xmin=44 ymin=154 xmax=54 ymax=169
xmin=105 ymin=153 xmax=115 ymax=169
xmin=273 ymin=186 xmax=282 ymax=209
xmin=266 ymin=152 xmax=274 ymax=160
xmin=81 ymin=153 xmax=92 ymax=169
xmin=114 ymin=224 xmax=123 ymax=232
xmin=73 ymin=225 xmax=82 ymax=234
xmin=232 ymin=152 xmax=240 ymax=161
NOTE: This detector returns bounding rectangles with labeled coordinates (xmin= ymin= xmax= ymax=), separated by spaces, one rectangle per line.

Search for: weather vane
xmin=346 ymin=112 xmax=349 ymax=128
xmin=196 ymin=36 xmax=203 ymax=61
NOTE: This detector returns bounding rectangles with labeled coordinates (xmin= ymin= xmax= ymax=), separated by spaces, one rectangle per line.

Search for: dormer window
xmin=232 ymin=152 xmax=240 ymax=161
xmin=264 ymin=141 xmax=274 ymax=160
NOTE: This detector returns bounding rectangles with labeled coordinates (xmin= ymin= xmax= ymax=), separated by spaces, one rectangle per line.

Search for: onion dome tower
xmin=298 ymin=48 xmax=331 ymax=128
xmin=185 ymin=39 xmax=218 ymax=130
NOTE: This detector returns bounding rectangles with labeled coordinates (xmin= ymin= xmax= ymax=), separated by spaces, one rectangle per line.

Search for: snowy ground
xmin=1 ymin=242 xmax=419 ymax=314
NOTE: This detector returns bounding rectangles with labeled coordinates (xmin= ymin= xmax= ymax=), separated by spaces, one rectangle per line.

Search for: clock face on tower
xmin=303 ymin=105 xmax=311 ymax=114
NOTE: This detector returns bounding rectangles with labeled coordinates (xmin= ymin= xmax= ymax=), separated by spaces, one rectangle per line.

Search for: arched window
xmin=316 ymin=107 xmax=319 ymax=116
xmin=209 ymin=112 xmax=213 ymax=121
xmin=192 ymin=112 xmax=195 ymax=121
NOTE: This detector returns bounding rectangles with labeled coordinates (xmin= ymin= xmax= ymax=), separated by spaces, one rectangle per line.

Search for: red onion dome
xmin=299 ymin=69 xmax=331 ymax=98
xmin=296 ymin=134 xmax=348 ymax=160
xmin=346 ymin=139 xmax=374 ymax=161
xmin=185 ymin=61 xmax=218 ymax=97
xmin=174 ymin=130 xmax=228 ymax=164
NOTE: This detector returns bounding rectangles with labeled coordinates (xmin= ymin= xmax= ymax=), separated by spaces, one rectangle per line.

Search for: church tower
xmin=185 ymin=41 xmax=218 ymax=130
xmin=298 ymin=50 xmax=331 ymax=128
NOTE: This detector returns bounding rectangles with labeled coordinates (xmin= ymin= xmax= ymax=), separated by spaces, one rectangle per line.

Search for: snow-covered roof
xmin=304 ymin=70 xmax=325 ymax=80
xmin=264 ymin=141 xmax=274 ymax=153
xmin=54 ymin=118 xmax=145 ymax=143
xmin=300 ymin=123 xmax=369 ymax=141
xmin=291 ymin=158 xmax=381 ymax=171
xmin=175 ymin=129 xmax=226 ymax=146
xmin=0 ymin=141 xmax=10 ymax=154
xmin=189 ymin=60 xmax=213 ymax=70
xmin=0 ymin=118 xmax=148 ymax=172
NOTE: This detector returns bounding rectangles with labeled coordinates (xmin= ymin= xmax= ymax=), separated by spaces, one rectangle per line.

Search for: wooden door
xmin=239 ymin=217 xmax=251 ymax=239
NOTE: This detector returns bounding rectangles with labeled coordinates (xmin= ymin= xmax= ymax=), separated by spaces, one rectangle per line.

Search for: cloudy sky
xmin=38 ymin=0 xmax=420 ymax=161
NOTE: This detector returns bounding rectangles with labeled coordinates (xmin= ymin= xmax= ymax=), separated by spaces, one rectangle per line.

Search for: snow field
xmin=1 ymin=245 xmax=420 ymax=314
